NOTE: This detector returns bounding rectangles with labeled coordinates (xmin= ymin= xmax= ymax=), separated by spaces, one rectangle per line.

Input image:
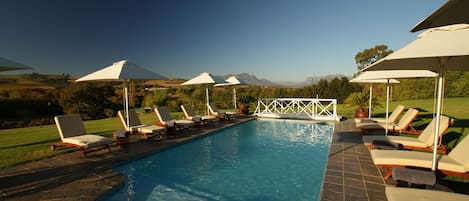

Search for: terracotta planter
xmin=238 ymin=104 xmax=249 ymax=115
xmin=354 ymin=107 xmax=369 ymax=118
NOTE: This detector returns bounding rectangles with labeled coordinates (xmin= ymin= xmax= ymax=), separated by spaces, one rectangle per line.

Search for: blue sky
xmin=0 ymin=0 xmax=445 ymax=82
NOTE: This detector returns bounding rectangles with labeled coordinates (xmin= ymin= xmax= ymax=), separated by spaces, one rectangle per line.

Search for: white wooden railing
xmin=253 ymin=98 xmax=340 ymax=121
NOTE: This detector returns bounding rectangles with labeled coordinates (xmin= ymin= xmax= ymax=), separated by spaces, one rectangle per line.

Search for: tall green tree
xmin=355 ymin=44 xmax=393 ymax=71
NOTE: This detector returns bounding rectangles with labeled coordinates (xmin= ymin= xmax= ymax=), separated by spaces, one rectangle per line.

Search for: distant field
xmin=0 ymin=97 xmax=468 ymax=170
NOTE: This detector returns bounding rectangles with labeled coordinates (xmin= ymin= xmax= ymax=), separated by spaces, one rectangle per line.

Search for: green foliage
xmin=355 ymin=44 xmax=393 ymax=71
xmin=238 ymin=94 xmax=255 ymax=105
xmin=58 ymin=83 xmax=118 ymax=120
xmin=447 ymin=71 xmax=469 ymax=97
xmin=152 ymin=89 xmax=169 ymax=106
xmin=344 ymin=90 xmax=370 ymax=110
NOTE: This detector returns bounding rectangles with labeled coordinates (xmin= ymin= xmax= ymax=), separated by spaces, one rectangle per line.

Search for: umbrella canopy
xmin=0 ymin=57 xmax=33 ymax=72
xmin=214 ymin=76 xmax=249 ymax=109
xmin=362 ymin=24 xmax=469 ymax=171
xmin=411 ymin=0 xmax=469 ymax=32
xmin=76 ymin=60 xmax=166 ymax=82
xmin=365 ymin=24 xmax=469 ymax=72
xmin=76 ymin=60 xmax=167 ymax=130
xmin=352 ymin=70 xmax=438 ymax=80
xmin=180 ymin=72 xmax=227 ymax=86
xmin=214 ymin=76 xmax=249 ymax=87
xmin=181 ymin=72 xmax=228 ymax=114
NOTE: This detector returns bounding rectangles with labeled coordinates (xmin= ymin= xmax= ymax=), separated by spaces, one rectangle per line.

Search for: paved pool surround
xmin=0 ymin=117 xmax=387 ymax=201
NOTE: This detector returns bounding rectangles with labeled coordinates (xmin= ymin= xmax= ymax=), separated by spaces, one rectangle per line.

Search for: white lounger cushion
xmin=362 ymin=115 xmax=450 ymax=147
xmin=155 ymin=107 xmax=194 ymax=127
xmin=386 ymin=186 xmax=469 ymax=201
xmin=62 ymin=135 xmax=112 ymax=149
xmin=363 ymin=135 xmax=426 ymax=147
xmin=358 ymin=108 xmax=418 ymax=132
xmin=371 ymin=134 xmax=469 ymax=173
xmin=370 ymin=149 xmax=467 ymax=173
xmin=355 ymin=105 xmax=405 ymax=125
xmin=173 ymin=119 xmax=195 ymax=126
xmin=201 ymin=115 xmax=216 ymax=120
xmin=118 ymin=109 xmax=166 ymax=134
xmin=54 ymin=114 xmax=112 ymax=150
xmin=181 ymin=104 xmax=217 ymax=122
xmin=138 ymin=125 xmax=165 ymax=134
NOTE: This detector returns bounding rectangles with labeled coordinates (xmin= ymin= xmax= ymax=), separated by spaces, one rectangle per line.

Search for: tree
xmin=355 ymin=44 xmax=393 ymax=71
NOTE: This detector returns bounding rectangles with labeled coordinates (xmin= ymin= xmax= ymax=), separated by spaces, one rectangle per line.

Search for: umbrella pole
xmin=431 ymin=59 xmax=446 ymax=171
xmin=234 ymin=88 xmax=237 ymax=110
xmin=206 ymin=87 xmax=209 ymax=115
xmin=385 ymin=79 xmax=390 ymax=136
xmin=124 ymin=86 xmax=130 ymax=131
xmin=369 ymin=83 xmax=372 ymax=118
xmin=433 ymin=78 xmax=438 ymax=118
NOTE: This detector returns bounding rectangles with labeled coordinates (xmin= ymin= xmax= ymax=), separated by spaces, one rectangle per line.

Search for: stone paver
xmin=320 ymin=119 xmax=387 ymax=201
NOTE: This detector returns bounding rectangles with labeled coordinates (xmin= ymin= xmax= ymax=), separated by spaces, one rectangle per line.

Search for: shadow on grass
xmin=438 ymin=174 xmax=469 ymax=195
xmin=90 ymin=130 xmax=116 ymax=137
xmin=0 ymin=139 xmax=58 ymax=150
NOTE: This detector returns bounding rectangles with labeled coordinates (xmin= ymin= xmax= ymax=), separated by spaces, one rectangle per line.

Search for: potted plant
xmin=238 ymin=95 xmax=255 ymax=115
xmin=344 ymin=90 xmax=372 ymax=118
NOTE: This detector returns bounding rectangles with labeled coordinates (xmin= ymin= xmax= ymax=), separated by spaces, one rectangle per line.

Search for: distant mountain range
xmin=221 ymin=73 xmax=350 ymax=88
xmin=222 ymin=73 xmax=276 ymax=86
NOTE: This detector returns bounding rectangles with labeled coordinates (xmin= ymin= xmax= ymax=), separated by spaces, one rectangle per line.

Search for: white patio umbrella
xmin=351 ymin=70 xmax=437 ymax=135
xmin=0 ymin=57 xmax=33 ymax=72
xmin=214 ymin=76 xmax=249 ymax=109
xmin=363 ymin=24 xmax=469 ymax=171
xmin=181 ymin=72 xmax=228 ymax=114
xmin=411 ymin=0 xmax=469 ymax=32
xmin=76 ymin=60 xmax=167 ymax=130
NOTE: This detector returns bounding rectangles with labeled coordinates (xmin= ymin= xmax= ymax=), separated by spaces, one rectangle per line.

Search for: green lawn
xmin=0 ymin=97 xmax=468 ymax=170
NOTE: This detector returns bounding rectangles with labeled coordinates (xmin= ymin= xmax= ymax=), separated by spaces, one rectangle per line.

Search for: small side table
xmin=372 ymin=140 xmax=404 ymax=150
xmin=392 ymin=167 xmax=436 ymax=187
xmin=113 ymin=130 xmax=129 ymax=148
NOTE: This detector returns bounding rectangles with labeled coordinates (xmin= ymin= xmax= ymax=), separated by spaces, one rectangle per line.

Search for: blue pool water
xmin=103 ymin=119 xmax=334 ymax=201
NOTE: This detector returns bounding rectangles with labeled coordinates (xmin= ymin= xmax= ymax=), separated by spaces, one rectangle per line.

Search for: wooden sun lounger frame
xmin=377 ymin=164 xmax=469 ymax=180
xmin=366 ymin=116 xmax=454 ymax=154
xmin=361 ymin=108 xmax=420 ymax=135
xmin=51 ymin=141 xmax=111 ymax=157
xmin=367 ymin=143 xmax=448 ymax=154
xmin=52 ymin=114 xmax=111 ymax=157
xmin=117 ymin=109 xmax=166 ymax=140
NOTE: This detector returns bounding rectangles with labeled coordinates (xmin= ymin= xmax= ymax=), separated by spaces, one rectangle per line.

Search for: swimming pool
xmin=103 ymin=119 xmax=334 ymax=201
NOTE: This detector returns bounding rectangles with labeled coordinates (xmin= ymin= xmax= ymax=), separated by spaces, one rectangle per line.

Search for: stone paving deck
xmin=321 ymin=119 xmax=387 ymax=201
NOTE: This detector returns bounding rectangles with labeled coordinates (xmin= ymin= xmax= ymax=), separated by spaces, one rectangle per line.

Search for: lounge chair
xmin=118 ymin=109 xmax=166 ymax=139
xmin=362 ymin=115 xmax=451 ymax=153
xmin=52 ymin=114 xmax=112 ymax=157
xmin=154 ymin=106 xmax=195 ymax=130
xmin=180 ymin=104 xmax=217 ymax=124
xmin=207 ymin=102 xmax=238 ymax=119
xmin=358 ymin=108 xmax=419 ymax=134
xmin=385 ymin=186 xmax=469 ymax=201
xmin=355 ymin=105 xmax=405 ymax=125
xmin=370 ymin=134 xmax=469 ymax=179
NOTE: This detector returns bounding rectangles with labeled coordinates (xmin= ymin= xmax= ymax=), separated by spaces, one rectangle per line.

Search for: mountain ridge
xmin=220 ymin=73 xmax=350 ymax=87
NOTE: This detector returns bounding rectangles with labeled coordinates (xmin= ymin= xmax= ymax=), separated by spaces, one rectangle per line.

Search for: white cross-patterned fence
xmin=253 ymin=98 xmax=340 ymax=121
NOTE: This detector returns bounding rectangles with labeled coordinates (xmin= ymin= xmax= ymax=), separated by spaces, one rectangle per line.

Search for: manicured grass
xmin=0 ymin=97 xmax=468 ymax=171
